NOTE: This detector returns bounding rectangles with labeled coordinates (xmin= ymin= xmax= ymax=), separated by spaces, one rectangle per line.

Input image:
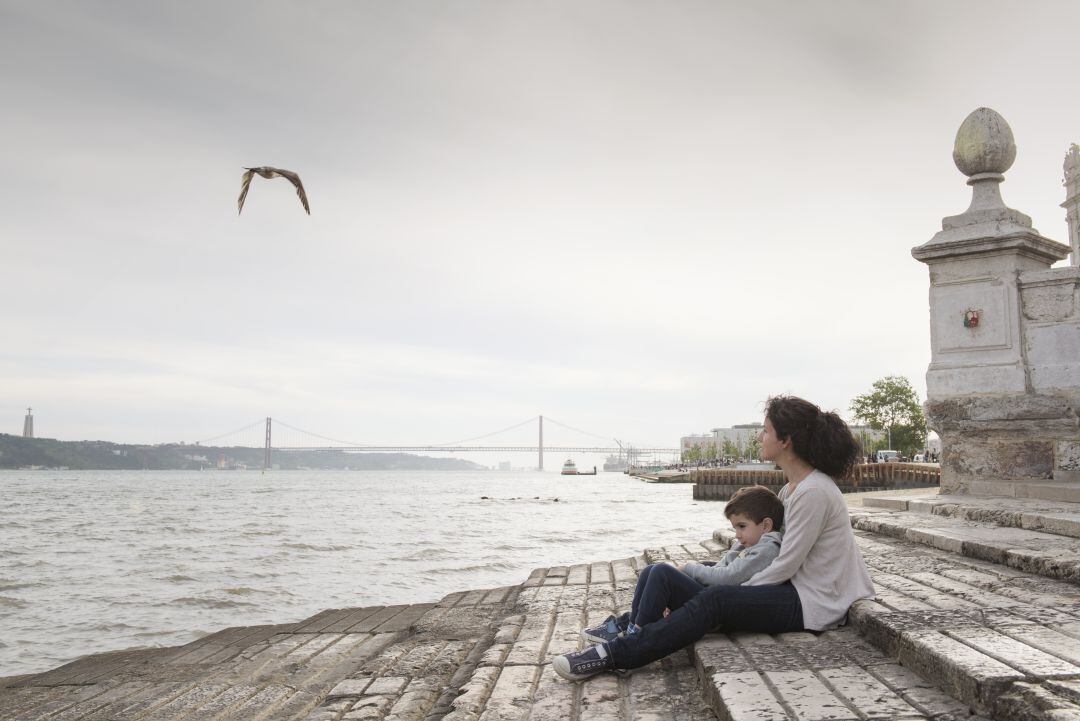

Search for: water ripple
xmin=0 ymin=469 xmax=719 ymax=677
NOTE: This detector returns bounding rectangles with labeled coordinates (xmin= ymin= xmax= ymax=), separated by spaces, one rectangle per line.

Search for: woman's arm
xmin=744 ymin=486 xmax=829 ymax=586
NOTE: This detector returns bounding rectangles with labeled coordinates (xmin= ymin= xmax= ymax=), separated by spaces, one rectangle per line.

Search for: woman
xmin=553 ymin=395 xmax=875 ymax=681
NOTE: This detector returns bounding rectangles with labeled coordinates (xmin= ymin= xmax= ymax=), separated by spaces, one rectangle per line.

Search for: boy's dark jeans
xmin=606 ymin=582 xmax=803 ymax=669
xmin=630 ymin=563 xmax=704 ymax=627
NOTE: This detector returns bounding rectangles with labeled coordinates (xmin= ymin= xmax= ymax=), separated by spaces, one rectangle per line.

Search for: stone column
xmin=911 ymin=108 xmax=1073 ymax=494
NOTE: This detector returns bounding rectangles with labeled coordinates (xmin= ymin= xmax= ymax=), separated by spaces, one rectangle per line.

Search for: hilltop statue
xmin=1063 ymin=143 xmax=1080 ymax=265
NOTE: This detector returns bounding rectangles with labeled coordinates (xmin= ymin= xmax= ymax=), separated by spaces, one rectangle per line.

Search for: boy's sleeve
xmin=683 ymin=539 xmax=781 ymax=586
xmin=716 ymin=543 xmax=744 ymax=567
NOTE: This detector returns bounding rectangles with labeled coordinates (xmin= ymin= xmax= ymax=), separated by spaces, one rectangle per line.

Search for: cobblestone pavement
xmin=0 ymin=554 xmax=720 ymax=721
xmin=4 ymin=495 xmax=1080 ymax=721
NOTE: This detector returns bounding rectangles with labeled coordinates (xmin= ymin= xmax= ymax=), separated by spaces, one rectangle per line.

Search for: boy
xmin=555 ymin=485 xmax=784 ymax=681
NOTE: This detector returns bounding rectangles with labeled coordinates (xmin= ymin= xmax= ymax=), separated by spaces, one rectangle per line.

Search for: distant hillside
xmin=0 ymin=434 xmax=485 ymax=471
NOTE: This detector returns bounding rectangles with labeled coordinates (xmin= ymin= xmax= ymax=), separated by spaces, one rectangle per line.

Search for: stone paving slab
xmin=694 ymin=515 xmax=1080 ymax=721
xmin=966 ymin=480 xmax=1080 ymax=504
xmin=850 ymin=505 xmax=1080 ymax=584
xmin=845 ymin=527 xmax=1080 ymax=720
xmin=862 ymin=492 xmax=1080 ymax=540
xmin=0 ymin=588 xmax=516 ymax=721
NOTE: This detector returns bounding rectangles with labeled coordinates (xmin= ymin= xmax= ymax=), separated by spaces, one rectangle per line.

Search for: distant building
xmin=679 ymin=433 xmax=715 ymax=454
xmin=710 ymin=423 xmax=763 ymax=449
xmin=849 ymin=425 xmax=887 ymax=449
xmin=22 ymin=407 xmax=33 ymax=438
xmin=681 ymin=425 xmax=762 ymax=458
xmin=684 ymin=422 xmax=886 ymax=457
xmin=498 ymin=461 xmax=511 ymax=471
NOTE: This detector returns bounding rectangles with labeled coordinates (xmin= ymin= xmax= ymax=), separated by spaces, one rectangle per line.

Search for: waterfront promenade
xmin=3 ymin=486 xmax=1080 ymax=721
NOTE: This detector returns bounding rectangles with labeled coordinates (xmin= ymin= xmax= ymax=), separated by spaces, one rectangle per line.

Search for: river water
xmin=0 ymin=469 xmax=724 ymax=677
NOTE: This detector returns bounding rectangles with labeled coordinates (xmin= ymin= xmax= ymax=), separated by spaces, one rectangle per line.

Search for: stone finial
xmin=953 ymin=107 xmax=1017 ymax=177
xmin=935 ymin=107 xmax=1033 ymax=235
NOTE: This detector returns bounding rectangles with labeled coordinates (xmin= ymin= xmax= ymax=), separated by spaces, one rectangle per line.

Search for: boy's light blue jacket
xmin=681 ymin=530 xmax=783 ymax=586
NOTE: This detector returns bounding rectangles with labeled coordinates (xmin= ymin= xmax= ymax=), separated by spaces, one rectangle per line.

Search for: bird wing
xmin=237 ymin=169 xmax=255 ymax=215
xmin=275 ymin=168 xmax=310 ymax=215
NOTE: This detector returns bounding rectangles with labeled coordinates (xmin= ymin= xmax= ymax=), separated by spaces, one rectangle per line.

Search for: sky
xmin=1 ymin=1 xmax=1077 ymax=461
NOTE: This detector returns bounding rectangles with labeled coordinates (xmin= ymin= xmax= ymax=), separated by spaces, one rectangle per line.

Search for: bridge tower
xmin=538 ymin=415 xmax=543 ymax=471
xmin=264 ymin=417 xmax=272 ymax=470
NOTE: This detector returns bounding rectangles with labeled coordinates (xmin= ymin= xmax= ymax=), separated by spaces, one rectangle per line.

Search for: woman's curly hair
xmin=765 ymin=395 xmax=860 ymax=480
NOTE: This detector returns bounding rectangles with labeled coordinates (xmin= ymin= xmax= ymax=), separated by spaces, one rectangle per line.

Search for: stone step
xmin=7 ymin=522 xmax=1080 ymax=721
xmin=692 ymin=628 xmax=985 ymax=721
xmin=694 ymin=521 xmax=1080 ymax=721
xmin=862 ymin=492 xmax=1080 ymax=540
xmin=441 ymin=552 xmax=720 ymax=721
xmin=968 ymin=479 xmax=1080 ymax=504
xmin=638 ymin=544 xmax=961 ymax=721
xmin=850 ymin=507 xmax=1080 ymax=585
xmin=847 ymin=525 xmax=1080 ymax=720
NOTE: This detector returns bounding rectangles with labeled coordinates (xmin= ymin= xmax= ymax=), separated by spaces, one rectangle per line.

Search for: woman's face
xmin=758 ymin=417 xmax=785 ymax=461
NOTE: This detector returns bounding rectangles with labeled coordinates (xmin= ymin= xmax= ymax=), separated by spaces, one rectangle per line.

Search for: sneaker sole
xmin=552 ymin=655 xmax=588 ymax=682
xmin=552 ymin=654 xmax=610 ymax=682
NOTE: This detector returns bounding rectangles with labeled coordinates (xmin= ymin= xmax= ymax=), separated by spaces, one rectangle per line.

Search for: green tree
xmin=721 ymin=438 xmax=738 ymax=459
xmin=745 ymin=434 xmax=761 ymax=461
xmin=850 ymin=376 xmax=927 ymax=457
xmin=682 ymin=443 xmax=702 ymax=464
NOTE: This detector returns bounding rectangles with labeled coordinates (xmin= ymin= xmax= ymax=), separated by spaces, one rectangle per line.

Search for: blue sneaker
xmin=552 ymin=645 xmax=613 ymax=682
xmin=581 ymin=614 xmax=627 ymax=644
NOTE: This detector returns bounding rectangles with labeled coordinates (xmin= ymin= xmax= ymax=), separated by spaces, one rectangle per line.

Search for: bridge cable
xmin=543 ymin=416 xmax=618 ymax=443
xmin=429 ymin=416 xmax=539 ymax=447
xmin=195 ymin=419 xmax=266 ymax=446
xmin=271 ymin=419 xmax=375 ymax=448
xmin=271 ymin=416 xmax=539 ymax=449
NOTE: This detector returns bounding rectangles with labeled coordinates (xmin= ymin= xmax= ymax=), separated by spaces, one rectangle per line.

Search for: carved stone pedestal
xmin=913 ymin=108 xmax=1076 ymax=494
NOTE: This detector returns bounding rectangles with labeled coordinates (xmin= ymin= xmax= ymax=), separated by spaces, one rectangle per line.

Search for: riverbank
xmin=0 ymin=470 xmax=723 ymax=678
xmin=6 ymin=486 xmax=1080 ymax=720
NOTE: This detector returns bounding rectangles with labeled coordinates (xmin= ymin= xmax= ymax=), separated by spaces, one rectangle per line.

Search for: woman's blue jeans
xmin=630 ymin=563 xmax=704 ymax=627
xmin=606 ymin=581 xmax=803 ymax=669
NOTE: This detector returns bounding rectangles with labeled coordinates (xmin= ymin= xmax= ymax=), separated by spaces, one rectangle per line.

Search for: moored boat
xmin=561 ymin=459 xmax=597 ymax=475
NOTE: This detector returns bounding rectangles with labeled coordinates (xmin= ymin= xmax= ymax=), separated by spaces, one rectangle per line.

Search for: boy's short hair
xmin=724 ymin=485 xmax=784 ymax=528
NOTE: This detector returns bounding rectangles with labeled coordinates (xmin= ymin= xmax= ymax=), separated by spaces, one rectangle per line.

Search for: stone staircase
xmin=4 ymin=490 xmax=1080 ymax=720
xmin=642 ymin=491 xmax=1080 ymax=721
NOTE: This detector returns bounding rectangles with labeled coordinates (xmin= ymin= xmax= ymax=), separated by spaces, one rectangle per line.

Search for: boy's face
xmin=728 ymin=512 xmax=772 ymax=548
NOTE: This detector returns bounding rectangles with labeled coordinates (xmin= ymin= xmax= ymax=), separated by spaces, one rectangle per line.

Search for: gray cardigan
xmin=745 ymin=470 xmax=876 ymax=630
xmin=681 ymin=531 xmax=782 ymax=586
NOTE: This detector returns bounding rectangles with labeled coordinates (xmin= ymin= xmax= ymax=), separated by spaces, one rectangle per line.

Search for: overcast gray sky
xmin=2 ymin=1 xmax=1077 ymax=455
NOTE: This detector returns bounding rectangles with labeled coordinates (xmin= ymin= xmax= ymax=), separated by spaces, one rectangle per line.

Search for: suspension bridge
xmin=193 ymin=415 xmax=679 ymax=470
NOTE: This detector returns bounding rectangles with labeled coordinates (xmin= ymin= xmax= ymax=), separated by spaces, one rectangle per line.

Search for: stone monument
xmin=1063 ymin=143 xmax=1080 ymax=266
xmin=912 ymin=107 xmax=1079 ymax=494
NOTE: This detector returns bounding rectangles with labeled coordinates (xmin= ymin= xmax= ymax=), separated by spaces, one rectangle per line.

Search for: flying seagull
xmin=237 ymin=166 xmax=310 ymax=215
